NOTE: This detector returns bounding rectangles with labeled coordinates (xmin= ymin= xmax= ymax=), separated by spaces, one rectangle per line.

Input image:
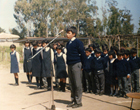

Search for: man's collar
xmin=92 ymin=51 xmax=94 ymax=54
xmin=96 ymin=56 xmax=101 ymax=60
xmin=11 ymin=50 xmax=16 ymax=54
xmin=127 ymin=58 xmax=130 ymax=61
xmin=57 ymin=52 xmax=63 ymax=57
xmin=133 ymin=56 xmax=136 ymax=60
xmin=87 ymin=54 xmax=91 ymax=59
xmin=71 ymin=37 xmax=76 ymax=41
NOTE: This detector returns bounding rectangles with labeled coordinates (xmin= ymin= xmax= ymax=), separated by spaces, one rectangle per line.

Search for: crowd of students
xmin=9 ymin=26 xmax=140 ymax=108
xmin=83 ymin=44 xmax=140 ymax=98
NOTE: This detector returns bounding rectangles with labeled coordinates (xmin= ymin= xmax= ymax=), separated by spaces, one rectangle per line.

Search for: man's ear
xmin=73 ymin=33 xmax=76 ymax=37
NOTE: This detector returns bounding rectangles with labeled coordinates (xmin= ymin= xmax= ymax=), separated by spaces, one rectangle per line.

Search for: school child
xmin=91 ymin=48 xmax=105 ymax=95
xmin=114 ymin=51 xmax=129 ymax=98
xmin=107 ymin=50 xmax=116 ymax=96
xmin=23 ymin=40 xmax=32 ymax=84
xmin=32 ymin=41 xmax=42 ymax=89
xmin=10 ymin=44 xmax=20 ymax=86
xmin=83 ymin=48 xmax=94 ymax=93
xmin=130 ymin=48 xmax=140 ymax=92
xmin=66 ymin=26 xmax=86 ymax=108
xmin=110 ymin=46 xmax=119 ymax=58
xmin=38 ymin=41 xmax=42 ymax=49
xmin=56 ymin=45 xmax=68 ymax=92
xmin=58 ymin=41 xmax=67 ymax=54
xmin=124 ymin=50 xmax=131 ymax=92
xmin=102 ymin=44 xmax=110 ymax=94
xmin=52 ymin=43 xmax=59 ymax=88
xmin=89 ymin=43 xmax=99 ymax=57
xmin=42 ymin=39 xmax=55 ymax=91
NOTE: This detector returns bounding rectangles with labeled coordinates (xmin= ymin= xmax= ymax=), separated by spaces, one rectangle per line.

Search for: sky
xmin=0 ymin=0 xmax=140 ymax=34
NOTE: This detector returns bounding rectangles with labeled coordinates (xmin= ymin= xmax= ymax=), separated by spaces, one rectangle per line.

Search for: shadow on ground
xmin=54 ymin=99 xmax=71 ymax=104
xmin=83 ymin=95 xmax=130 ymax=109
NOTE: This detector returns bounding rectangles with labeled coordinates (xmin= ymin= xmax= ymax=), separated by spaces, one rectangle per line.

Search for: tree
xmin=0 ymin=27 xmax=5 ymax=33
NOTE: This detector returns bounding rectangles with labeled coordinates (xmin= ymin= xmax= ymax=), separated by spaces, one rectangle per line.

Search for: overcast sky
xmin=0 ymin=0 xmax=140 ymax=33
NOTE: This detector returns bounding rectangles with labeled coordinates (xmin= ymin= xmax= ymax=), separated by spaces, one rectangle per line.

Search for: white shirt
xmin=110 ymin=58 xmax=115 ymax=63
xmin=69 ymin=37 xmax=76 ymax=44
xmin=87 ymin=54 xmax=91 ymax=59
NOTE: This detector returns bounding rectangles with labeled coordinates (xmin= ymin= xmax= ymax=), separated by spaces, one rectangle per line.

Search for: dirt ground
xmin=0 ymin=63 xmax=140 ymax=110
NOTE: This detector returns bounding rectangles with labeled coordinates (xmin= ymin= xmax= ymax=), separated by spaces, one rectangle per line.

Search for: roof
xmin=13 ymin=37 xmax=89 ymax=43
xmin=0 ymin=33 xmax=20 ymax=39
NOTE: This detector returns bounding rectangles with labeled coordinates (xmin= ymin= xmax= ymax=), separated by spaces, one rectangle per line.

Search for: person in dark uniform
xmin=91 ymin=48 xmax=105 ymax=95
xmin=83 ymin=48 xmax=94 ymax=93
xmin=114 ymin=51 xmax=129 ymax=98
xmin=23 ymin=40 xmax=32 ymax=84
xmin=56 ymin=45 xmax=68 ymax=92
xmin=10 ymin=44 xmax=20 ymax=86
xmin=130 ymin=48 xmax=140 ymax=92
xmin=66 ymin=26 xmax=86 ymax=108
xmin=32 ymin=41 xmax=42 ymax=89
xmin=53 ymin=42 xmax=59 ymax=88
xmin=124 ymin=50 xmax=131 ymax=92
xmin=107 ymin=50 xmax=116 ymax=96
xmin=42 ymin=39 xmax=55 ymax=91
xmin=38 ymin=41 xmax=42 ymax=49
xmin=101 ymin=44 xmax=110 ymax=94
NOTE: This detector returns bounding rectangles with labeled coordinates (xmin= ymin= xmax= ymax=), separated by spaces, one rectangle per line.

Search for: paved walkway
xmin=0 ymin=63 xmax=140 ymax=110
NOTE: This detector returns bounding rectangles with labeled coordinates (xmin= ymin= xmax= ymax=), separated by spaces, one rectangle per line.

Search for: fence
xmin=0 ymin=35 xmax=140 ymax=62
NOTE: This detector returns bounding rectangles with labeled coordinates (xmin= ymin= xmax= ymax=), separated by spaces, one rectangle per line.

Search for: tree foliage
xmin=11 ymin=0 xmax=135 ymax=38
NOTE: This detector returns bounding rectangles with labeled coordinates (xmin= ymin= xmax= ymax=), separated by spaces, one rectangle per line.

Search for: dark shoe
xmin=47 ymin=87 xmax=51 ymax=91
xmin=124 ymin=94 xmax=129 ymax=98
xmin=95 ymin=93 xmax=100 ymax=95
xmin=99 ymin=93 xmax=104 ymax=96
xmin=72 ymin=103 xmax=82 ymax=108
xmin=109 ymin=93 xmax=113 ymax=96
xmin=67 ymin=102 xmax=75 ymax=107
xmin=13 ymin=83 xmax=19 ymax=86
xmin=62 ymin=83 xmax=66 ymax=92
xmin=35 ymin=85 xmax=40 ymax=89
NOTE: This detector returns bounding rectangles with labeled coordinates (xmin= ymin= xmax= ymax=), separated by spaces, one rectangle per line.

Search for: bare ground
xmin=0 ymin=63 xmax=140 ymax=110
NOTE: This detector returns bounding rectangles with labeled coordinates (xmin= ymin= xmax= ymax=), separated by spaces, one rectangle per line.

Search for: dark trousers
xmin=54 ymin=64 xmax=59 ymax=86
xmin=84 ymin=71 xmax=93 ymax=92
xmin=95 ymin=73 xmax=105 ymax=93
xmin=68 ymin=62 xmax=82 ymax=104
xmin=131 ymin=69 xmax=140 ymax=92
xmin=118 ymin=76 xmax=129 ymax=94
xmin=127 ymin=77 xmax=131 ymax=92
xmin=82 ymin=71 xmax=87 ymax=92
xmin=104 ymin=71 xmax=110 ymax=94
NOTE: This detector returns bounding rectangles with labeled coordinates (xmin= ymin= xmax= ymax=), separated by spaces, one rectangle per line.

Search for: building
xmin=0 ymin=33 xmax=20 ymax=46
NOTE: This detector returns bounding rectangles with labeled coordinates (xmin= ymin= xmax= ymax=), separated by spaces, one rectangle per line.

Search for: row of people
xmin=82 ymin=44 xmax=140 ymax=98
xmin=10 ymin=40 xmax=68 ymax=92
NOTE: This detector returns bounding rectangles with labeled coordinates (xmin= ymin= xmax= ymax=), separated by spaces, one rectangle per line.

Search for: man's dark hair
xmin=10 ymin=44 xmax=16 ymax=49
xmin=94 ymin=48 xmax=102 ymax=53
xmin=32 ymin=41 xmax=38 ymax=46
xmin=66 ymin=26 xmax=77 ymax=37
xmin=38 ymin=40 xmax=42 ymax=44
xmin=117 ymin=50 xmax=124 ymax=56
xmin=130 ymin=48 xmax=137 ymax=54
xmin=102 ymin=44 xmax=109 ymax=51
xmin=108 ymin=50 xmax=115 ymax=58
xmin=85 ymin=48 xmax=92 ymax=52
xmin=120 ymin=48 xmax=125 ymax=55
xmin=42 ymin=39 xmax=49 ymax=44
xmin=124 ymin=50 xmax=130 ymax=56
xmin=56 ymin=45 xmax=62 ymax=50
